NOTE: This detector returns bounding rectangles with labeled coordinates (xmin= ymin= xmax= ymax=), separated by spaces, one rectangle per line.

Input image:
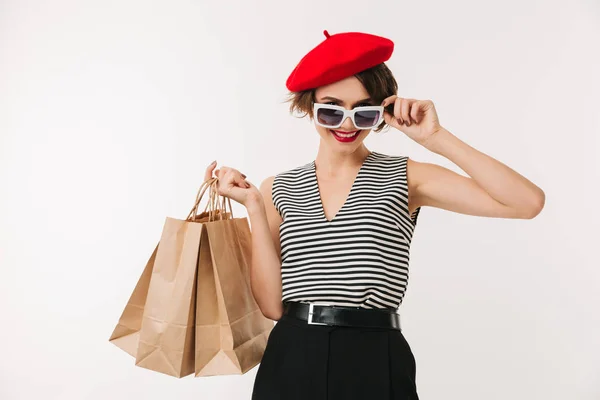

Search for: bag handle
xmin=186 ymin=177 xmax=234 ymax=222
xmin=203 ymin=178 xmax=234 ymax=221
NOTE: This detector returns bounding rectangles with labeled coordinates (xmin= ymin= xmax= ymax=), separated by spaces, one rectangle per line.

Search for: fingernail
xmin=211 ymin=160 xmax=216 ymax=165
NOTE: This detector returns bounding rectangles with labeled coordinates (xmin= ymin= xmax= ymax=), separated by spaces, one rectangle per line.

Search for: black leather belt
xmin=282 ymin=301 xmax=401 ymax=331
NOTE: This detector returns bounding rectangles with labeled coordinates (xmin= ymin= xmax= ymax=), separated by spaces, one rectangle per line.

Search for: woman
xmin=206 ymin=30 xmax=545 ymax=399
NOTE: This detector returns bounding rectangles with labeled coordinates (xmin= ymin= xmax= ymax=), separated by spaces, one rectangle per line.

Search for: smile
xmin=330 ymin=130 xmax=360 ymax=138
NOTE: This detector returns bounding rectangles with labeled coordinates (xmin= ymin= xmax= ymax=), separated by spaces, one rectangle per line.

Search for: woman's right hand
xmin=204 ymin=161 xmax=262 ymax=208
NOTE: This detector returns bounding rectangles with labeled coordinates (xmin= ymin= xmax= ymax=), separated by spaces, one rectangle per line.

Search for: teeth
xmin=333 ymin=130 xmax=359 ymax=138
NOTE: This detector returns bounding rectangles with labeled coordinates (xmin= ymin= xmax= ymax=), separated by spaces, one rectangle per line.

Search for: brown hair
xmin=284 ymin=63 xmax=398 ymax=133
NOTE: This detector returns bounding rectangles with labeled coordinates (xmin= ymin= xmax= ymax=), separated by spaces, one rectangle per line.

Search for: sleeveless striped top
xmin=272 ymin=151 xmax=421 ymax=310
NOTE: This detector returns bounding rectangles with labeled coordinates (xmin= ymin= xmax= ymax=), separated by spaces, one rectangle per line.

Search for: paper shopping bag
xmin=131 ymin=179 xmax=240 ymax=378
xmin=108 ymin=244 xmax=158 ymax=357
xmin=110 ymin=176 xmax=271 ymax=378
xmin=108 ymin=210 xmax=228 ymax=359
xmin=194 ymin=178 xmax=274 ymax=376
xmin=132 ymin=215 xmax=201 ymax=378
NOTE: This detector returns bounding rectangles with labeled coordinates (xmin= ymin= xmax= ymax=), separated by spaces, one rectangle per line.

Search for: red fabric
xmin=286 ymin=30 xmax=394 ymax=92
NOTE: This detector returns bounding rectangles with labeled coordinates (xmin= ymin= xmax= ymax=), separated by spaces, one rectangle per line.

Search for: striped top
xmin=272 ymin=151 xmax=421 ymax=310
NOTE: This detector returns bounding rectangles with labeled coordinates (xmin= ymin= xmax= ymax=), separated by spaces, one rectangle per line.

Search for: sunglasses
xmin=313 ymin=103 xmax=385 ymax=130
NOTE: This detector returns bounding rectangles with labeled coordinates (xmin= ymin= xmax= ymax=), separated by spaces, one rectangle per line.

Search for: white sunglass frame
xmin=313 ymin=103 xmax=384 ymax=130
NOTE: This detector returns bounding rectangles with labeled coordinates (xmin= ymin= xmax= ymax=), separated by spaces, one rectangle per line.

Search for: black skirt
xmin=251 ymin=307 xmax=419 ymax=400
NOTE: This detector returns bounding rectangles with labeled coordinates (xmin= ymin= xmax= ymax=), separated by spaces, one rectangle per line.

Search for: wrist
xmin=245 ymin=195 xmax=265 ymax=216
xmin=422 ymin=126 xmax=452 ymax=154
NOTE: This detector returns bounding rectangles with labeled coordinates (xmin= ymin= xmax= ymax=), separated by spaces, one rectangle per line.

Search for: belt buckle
xmin=307 ymin=303 xmax=328 ymax=325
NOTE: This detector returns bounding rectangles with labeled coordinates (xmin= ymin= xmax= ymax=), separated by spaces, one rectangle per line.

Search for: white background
xmin=1 ymin=0 xmax=599 ymax=399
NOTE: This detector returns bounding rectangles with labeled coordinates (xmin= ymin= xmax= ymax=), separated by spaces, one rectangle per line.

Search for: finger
xmin=231 ymin=168 xmax=247 ymax=181
xmin=382 ymin=100 xmax=394 ymax=118
xmin=234 ymin=175 xmax=249 ymax=188
xmin=216 ymin=168 xmax=230 ymax=180
xmin=382 ymin=96 xmax=397 ymax=119
xmin=394 ymin=98 xmax=403 ymax=124
xmin=381 ymin=95 xmax=397 ymax=108
xmin=382 ymin=109 xmax=393 ymax=125
xmin=412 ymin=99 xmax=422 ymax=124
xmin=224 ymin=169 xmax=247 ymax=189
xmin=239 ymin=176 xmax=250 ymax=188
xmin=205 ymin=160 xmax=217 ymax=181
xmin=401 ymin=99 xmax=411 ymax=125
xmin=237 ymin=172 xmax=250 ymax=188
xmin=410 ymin=101 xmax=421 ymax=124
xmin=217 ymin=166 xmax=232 ymax=180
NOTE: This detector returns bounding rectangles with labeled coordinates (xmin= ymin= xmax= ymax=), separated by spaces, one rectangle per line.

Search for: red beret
xmin=286 ymin=30 xmax=394 ymax=92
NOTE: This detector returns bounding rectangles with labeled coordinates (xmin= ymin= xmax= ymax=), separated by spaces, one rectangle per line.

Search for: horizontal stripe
xmin=273 ymin=151 xmax=420 ymax=310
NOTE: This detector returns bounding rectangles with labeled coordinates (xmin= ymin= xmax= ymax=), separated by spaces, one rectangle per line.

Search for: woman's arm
xmin=380 ymin=96 xmax=545 ymax=219
xmin=409 ymin=128 xmax=545 ymax=219
xmin=245 ymin=176 xmax=284 ymax=320
xmin=208 ymin=162 xmax=284 ymax=320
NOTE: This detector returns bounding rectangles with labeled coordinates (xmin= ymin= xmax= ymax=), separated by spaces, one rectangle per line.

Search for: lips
xmin=329 ymin=129 xmax=361 ymax=142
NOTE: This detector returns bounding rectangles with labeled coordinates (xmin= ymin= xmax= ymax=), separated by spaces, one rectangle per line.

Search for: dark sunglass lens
xmin=354 ymin=110 xmax=380 ymax=128
xmin=317 ymin=107 xmax=344 ymax=127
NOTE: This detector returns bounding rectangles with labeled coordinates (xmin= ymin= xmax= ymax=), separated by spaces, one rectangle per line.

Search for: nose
xmin=340 ymin=115 xmax=356 ymax=131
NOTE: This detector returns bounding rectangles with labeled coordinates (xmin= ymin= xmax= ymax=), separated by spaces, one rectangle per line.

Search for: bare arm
xmin=206 ymin=162 xmax=284 ymax=321
xmin=380 ymin=96 xmax=545 ymax=219
xmin=245 ymin=176 xmax=284 ymax=321
xmin=409 ymin=128 xmax=545 ymax=219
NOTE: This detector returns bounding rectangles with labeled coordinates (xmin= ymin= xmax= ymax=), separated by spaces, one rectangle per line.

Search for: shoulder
xmin=274 ymin=162 xmax=313 ymax=179
xmin=268 ymin=162 xmax=314 ymax=190
xmin=374 ymin=150 xmax=424 ymax=174
xmin=370 ymin=150 xmax=410 ymax=162
xmin=259 ymin=175 xmax=275 ymax=195
xmin=371 ymin=150 xmax=400 ymax=160
xmin=259 ymin=161 xmax=313 ymax=200
xmin=372 ymin=150 xmax=421 ymax=193
xmin=370 ymin=150 xmax=412 ymax=168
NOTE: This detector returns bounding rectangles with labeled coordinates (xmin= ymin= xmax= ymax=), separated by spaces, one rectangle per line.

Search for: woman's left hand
xmin=381 ymin=96 xmax=443 ymax=147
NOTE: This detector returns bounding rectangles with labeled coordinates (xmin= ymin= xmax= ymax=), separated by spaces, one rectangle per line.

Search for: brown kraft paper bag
xmin=131 ymin=214 xmax=200 ymax=378
xmin=110 ymin=177 xmax=271 ymax=378
xmin=194 ymin=177 xmax=274 ymax=376
xmin=108 ymin=243 xmax=158 ymax=357
xmin=132 ymin=179 xmax=238 ymax=378
xmin=108 ymin=210 xmax=228 ymax=358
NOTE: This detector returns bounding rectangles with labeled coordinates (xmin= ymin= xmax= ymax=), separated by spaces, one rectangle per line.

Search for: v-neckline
xmin=312 ymin=151 xmax=374 ymax=224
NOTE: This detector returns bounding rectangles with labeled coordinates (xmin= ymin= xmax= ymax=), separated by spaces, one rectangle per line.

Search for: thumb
xmin=383 ymin=111 xmax=399 ymax=129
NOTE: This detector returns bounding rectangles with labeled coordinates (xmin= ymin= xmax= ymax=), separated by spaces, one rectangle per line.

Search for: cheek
xmin=315 ymin=124 xmax=332 ymax=138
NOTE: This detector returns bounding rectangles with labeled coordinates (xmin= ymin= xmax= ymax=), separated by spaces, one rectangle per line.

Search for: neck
xmin=314 ymin=146 xmax=371 ymax=176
